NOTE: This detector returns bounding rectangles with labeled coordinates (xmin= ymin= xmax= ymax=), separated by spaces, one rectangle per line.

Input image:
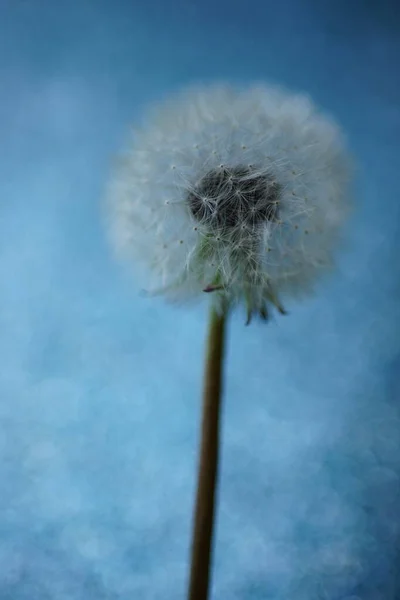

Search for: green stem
xmin=187 ymin=304 xmax=228 ymax=600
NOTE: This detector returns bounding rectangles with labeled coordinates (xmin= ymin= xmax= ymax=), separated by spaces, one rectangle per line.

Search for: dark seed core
xmin=187 ymin=166 xmax=281 ymax=229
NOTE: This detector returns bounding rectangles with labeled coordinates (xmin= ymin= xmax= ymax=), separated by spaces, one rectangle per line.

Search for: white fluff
xmin=106 ymin=83 xmax=352 ymax=316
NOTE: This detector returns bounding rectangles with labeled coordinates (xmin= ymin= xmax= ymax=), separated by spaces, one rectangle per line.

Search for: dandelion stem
xmin=187 ymin=304 xmax=228 ymax=600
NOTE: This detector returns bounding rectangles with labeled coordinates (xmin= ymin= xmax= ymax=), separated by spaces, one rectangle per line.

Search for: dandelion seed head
xmin=106 ymin=83 xmax=352 ymax=316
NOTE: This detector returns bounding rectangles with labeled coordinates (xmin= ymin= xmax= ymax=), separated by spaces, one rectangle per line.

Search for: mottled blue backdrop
xmin=1 ymin=1 xmax=400 ymax=598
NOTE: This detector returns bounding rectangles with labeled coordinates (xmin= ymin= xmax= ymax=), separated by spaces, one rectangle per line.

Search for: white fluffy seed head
xmin=106 ymin=83 xmax=352 ymax=317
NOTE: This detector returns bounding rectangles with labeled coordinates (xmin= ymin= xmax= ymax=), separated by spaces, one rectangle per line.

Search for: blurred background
xmin=1 ymin=1 xmax=400 ymax=598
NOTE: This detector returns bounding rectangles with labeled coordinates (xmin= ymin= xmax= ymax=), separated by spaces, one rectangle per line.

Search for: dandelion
xmin=105 ymin=83 xmax=352 ymax=600
xmin=107 ymin=84 xmax=350 ymax=322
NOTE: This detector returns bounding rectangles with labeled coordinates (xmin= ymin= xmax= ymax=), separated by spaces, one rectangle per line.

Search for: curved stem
xmin=187 ymin=305 xmax=228 ymax=600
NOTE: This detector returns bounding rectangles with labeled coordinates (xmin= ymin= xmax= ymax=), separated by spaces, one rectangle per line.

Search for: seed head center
xmin=188 ymin=166 xmax=280 ymax=229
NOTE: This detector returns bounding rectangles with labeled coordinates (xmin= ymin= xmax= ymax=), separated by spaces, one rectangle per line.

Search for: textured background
xmin=1 ymin=1 xmax=400 ymax=598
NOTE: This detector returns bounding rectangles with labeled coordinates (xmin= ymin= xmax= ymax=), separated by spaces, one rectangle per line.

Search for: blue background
xmin=1 ymin=1 xmax=400 ymax=598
